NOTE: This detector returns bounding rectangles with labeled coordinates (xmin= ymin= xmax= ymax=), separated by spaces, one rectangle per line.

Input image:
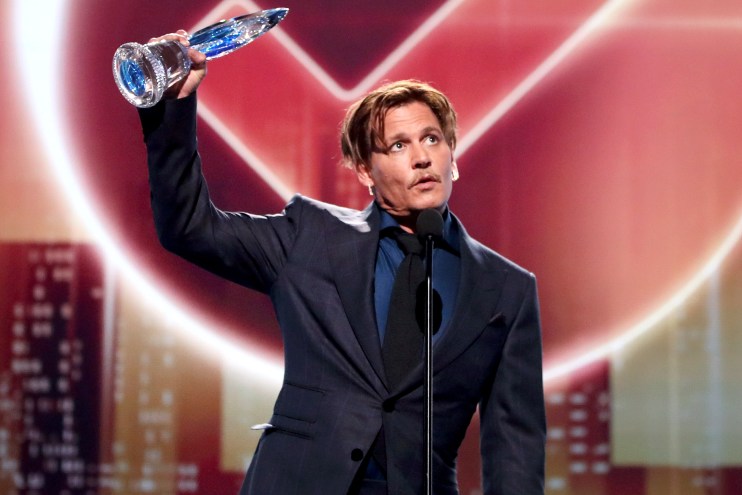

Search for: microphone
xmin=416 ymin=208 xmax=443 ymax=241
xmin=415 ymin=208 xmax=444 ymax=333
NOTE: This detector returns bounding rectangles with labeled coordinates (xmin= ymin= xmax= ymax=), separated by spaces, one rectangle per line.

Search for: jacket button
xmin=351 ymin=448 xmax=364 ymax=462
xmin=382 ymin=399 xmax=395 ymax=412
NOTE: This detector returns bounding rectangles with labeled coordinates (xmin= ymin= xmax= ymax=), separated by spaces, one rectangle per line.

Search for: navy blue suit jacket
xmin=139 ymin=94 xmax=546 ymax=495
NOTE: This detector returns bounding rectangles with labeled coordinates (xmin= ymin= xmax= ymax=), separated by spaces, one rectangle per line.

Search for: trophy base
xmin=113 ymin=41 xmax=190 ymax=108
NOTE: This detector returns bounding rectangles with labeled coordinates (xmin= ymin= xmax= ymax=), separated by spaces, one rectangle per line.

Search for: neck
xmin=381 ymin=205 xmax=448 ymax=234
xmin=395 ymin=213 xmax=418 ymax=234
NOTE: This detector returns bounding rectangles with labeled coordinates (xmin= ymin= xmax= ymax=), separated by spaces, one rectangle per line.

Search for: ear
xmin=451 ymin=160 xmax=459 ymax=181
xmin=355 ymin=163 xmax=374 ymax=187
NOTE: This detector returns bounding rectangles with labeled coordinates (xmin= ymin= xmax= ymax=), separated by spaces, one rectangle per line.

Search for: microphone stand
xmin=416 ymin=207 xmax=442 ymax=495
xmin=422 ymin=233 xmax=435 ymax=495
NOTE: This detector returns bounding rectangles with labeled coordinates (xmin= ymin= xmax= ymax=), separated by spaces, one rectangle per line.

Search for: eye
xmin=389 ymin=142 xmax=405 ymax=152
xmin=424 ymin=133 xmax=443 ymax=146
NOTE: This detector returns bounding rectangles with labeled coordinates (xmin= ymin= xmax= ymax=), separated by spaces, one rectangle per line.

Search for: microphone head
xmin=416 ymin=208 xmax=444 ymax=240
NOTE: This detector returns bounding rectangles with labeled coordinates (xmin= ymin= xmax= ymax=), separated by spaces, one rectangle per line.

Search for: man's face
xmin=356 ymin=101 xmax=458 ymax=230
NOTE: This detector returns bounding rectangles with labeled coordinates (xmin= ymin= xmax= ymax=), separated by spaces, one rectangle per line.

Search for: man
xmin=138 ymin=32 xmax=545 ymax=495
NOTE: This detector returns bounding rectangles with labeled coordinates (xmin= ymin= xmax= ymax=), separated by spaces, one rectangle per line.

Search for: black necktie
xmin=382 ymin=230 xmax=425 ymax=388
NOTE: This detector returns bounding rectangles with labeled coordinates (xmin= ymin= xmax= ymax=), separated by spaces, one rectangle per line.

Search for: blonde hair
xmin=340 ymin=79 xmax=458 ymax=170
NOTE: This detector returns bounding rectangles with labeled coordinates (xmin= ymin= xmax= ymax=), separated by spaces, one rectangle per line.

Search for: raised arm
xmin=137 ymin=33 xmax=295 ymax=293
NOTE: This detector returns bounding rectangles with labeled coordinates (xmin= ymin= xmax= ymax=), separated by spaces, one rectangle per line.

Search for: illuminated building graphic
xmin=4 ymin=0 xmax=742 ymax=493
xmin=0 ymin=244 xmax=107 ymax=493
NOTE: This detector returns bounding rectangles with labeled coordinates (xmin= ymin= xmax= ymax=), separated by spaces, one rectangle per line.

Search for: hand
xmin=148 ymin=30 xmax=207 ymax=99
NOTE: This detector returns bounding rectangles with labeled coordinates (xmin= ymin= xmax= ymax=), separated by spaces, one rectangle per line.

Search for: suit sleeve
xmin=479 ymin=273 xmax=546 ymax=494
xmin=138 ymin=93 xmax=298 ymax=293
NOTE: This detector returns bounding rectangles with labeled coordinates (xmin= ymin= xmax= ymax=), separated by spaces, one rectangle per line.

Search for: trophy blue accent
xmin=113 ymin=8 xmax=288 ymax=108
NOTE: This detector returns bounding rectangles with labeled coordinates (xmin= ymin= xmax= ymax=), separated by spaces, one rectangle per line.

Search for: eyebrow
xmin=384 ymin=126 xmax=443 ymax=144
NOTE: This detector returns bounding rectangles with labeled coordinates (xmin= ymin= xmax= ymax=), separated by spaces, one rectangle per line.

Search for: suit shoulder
xmin=287 ymin=194 xmax=358 ymax=215
xmin=285 ymin=194 xmax=371 ymax=232
xmin=464 ymin=232 xmax=536 ymax=282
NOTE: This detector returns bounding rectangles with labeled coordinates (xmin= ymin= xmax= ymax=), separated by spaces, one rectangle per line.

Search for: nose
xmin=411 ymin=143 xmax=431 ymax=169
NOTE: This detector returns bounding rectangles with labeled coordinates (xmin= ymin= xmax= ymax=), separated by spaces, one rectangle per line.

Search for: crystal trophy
xmin=113 ymin=8 xmax=288 ymax=108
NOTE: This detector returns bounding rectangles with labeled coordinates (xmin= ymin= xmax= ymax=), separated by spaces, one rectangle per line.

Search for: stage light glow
xmin=195 ymin=0 xmax=637 ymax=198
xmin=457 ymin=0 xmax=638 ymax=155
xmin=13 ymin=0 xmax=284 ymax=388
xmin=14 ymin=0 xmax=742 ymax=393
xmin=543 ymin=210 xmax=742 ymax=384
xmin=197 ymin=103 xmax=294 ymax=201
xmin=193 ymin=0 xmax=468 ymax=101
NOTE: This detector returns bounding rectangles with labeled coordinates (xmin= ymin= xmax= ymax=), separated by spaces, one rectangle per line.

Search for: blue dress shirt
xmin=373 ymin=205 xmax=461 ymax=349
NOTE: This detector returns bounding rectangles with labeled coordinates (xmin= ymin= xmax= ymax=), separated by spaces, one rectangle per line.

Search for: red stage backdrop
xmin=2 ymin=0 xmax=742 ymax=493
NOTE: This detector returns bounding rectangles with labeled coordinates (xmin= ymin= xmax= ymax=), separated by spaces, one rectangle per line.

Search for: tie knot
xmin=390 ymin=229 xmax=424 ymax=256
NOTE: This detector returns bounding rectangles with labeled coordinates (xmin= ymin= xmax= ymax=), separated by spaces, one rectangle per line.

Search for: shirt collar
xmin=376 ymin=203 xmax=460 ymax=254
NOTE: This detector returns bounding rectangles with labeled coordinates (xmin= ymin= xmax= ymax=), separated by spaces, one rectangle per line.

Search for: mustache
xmin=408 ymin=173 xmax=441 ymax=189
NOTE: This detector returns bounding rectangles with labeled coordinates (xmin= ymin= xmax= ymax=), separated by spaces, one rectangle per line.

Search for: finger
xmin=147 ymin=32 xmax=189 ymax=45
xmin=188 ymin=48 xmax=207 ymax=64
xmin=176 ymin=30 xmax=191 ymax=46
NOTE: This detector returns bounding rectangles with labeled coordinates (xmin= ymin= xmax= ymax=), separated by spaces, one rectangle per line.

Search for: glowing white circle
xmin=12 ymin=0 xmax=284 ymax=387
xmin=13 ymin=0 xmax=742 ymax=390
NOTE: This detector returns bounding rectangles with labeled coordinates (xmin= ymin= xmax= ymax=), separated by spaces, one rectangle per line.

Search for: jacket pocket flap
xmin=268 ymin=413 xmax=315 ymax=439
xmin=273 ymin=382 xmax=325 ymax=423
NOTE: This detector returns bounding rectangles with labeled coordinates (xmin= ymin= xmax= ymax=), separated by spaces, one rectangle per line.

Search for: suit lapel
xmin=325 ymin=203 xmax=388 ymax=391
xmin=325 ymin=205 xmax=507 ymax=397
xmin=432 ymin=232 xmax=508 ymax=372
xmin=391 ymin=218 xmax=508 ymax=395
